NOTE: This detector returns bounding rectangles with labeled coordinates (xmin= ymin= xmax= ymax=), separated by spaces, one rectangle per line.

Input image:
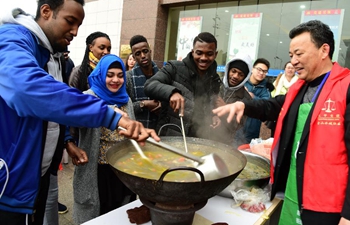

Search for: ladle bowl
xmin=145 ymin=137 xmax=230 ymax=181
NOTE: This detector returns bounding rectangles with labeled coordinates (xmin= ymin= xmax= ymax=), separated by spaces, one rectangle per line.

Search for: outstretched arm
xmin=212 ymin=101 xmax=245 ymax=124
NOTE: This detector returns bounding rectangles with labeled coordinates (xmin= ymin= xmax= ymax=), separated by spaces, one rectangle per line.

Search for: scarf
xmin=88 ymin=54 xmax=129 ymax=107
xmin=89 ymin=51 xmax=100 ymax=70
xmin=272 ymin=73 xmax=299 ymax=97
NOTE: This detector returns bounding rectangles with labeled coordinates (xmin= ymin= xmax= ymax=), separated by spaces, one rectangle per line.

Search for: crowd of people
xmin=0 ymin=0 xmax=349 ymax=225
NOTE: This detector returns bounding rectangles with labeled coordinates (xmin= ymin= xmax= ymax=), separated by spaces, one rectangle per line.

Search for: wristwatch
xmin=64 ymin=139 xmax=75 ymax=146
xmin=140 ymin=101 xmax=145 ymax=108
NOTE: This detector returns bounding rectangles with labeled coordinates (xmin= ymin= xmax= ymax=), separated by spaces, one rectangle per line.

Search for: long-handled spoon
xmin=129 ymin=139 xmax=149 ymax=160
xmin=179 ymin=113 xmax=189 ymax=153
xmin=118 ymin=127 xmax=154 ymax=164
xmin=127 ymin=138 xmax=168 ymax=170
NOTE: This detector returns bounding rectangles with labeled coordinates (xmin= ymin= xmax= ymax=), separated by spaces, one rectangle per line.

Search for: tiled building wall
xmin=69 ymin=0 xmax=123 ymax=66
xmin=69 ymin=0 xmax=168 ymax=68
xmin=120 ymin=0 xmax=168 ymax=68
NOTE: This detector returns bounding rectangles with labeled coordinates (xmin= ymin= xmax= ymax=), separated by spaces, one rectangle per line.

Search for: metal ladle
xmin=118 ymin=127 xmax=230 ymax=180
xmin=179 ymin=113 xmax=189 ymax=153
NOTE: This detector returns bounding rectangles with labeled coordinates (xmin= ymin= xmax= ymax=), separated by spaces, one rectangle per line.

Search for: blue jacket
xmin=243 ymin=79 xmax=271 ymax=143
xmin=0 ymin=23 xmax=121 ymax=214
xmin=244 ymin=79 xmax=271 ymax=100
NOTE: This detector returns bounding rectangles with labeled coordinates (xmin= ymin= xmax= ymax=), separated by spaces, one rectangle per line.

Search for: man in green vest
xmin=213 ymin=20 xmax=350 ymax=225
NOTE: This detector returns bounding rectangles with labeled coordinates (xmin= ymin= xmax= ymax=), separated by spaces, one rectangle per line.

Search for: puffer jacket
xmin=144 ymin=52 xmax=221 ymax=138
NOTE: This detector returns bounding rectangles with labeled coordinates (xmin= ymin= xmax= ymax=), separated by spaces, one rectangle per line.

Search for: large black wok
xmin=106 ymin=137 xmax=247 ymax=206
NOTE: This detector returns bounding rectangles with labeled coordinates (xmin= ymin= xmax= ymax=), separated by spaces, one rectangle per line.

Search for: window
xmin=165 ymin=0 xmax=350 ymax=72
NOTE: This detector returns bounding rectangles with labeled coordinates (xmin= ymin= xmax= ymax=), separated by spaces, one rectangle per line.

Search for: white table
xmin=82 ymin=195 xmax=282 ymax=225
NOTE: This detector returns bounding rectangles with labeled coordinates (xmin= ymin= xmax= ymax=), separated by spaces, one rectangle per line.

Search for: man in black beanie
xmin=227 ymin=60 xmax=250 ymax=87
xmin=212 ymin=55 xmax=253 ymax=147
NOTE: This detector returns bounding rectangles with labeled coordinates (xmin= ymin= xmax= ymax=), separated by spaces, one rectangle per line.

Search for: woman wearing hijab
xmin=73 ymin=54 xmax=136 ymax=224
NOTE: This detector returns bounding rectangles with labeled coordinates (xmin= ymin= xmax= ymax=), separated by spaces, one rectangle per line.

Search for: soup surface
xmin=112 ymin=148 xmax=204 ymax=182
xmin=237 ymin=162 xmax=269 ymax=180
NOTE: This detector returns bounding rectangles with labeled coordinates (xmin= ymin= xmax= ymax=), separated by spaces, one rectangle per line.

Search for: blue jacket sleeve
xmin=0 ymin=24 xmax=122 ymax=130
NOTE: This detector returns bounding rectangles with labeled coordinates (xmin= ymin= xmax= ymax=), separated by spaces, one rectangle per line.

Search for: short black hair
xmin=253 ymin=58 xmax=270 ymax=69
xmin=35 ymin=0 xmax=85 ymax=20
xmin=129 ymin=35 xmax=148 ymax=49
xmin=193 ymin=32 xmax=217 ymax=49
xmin=289 ymin=20 xmax=334 ymax=59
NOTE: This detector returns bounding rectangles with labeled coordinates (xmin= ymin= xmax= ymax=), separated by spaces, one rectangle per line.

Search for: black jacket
xmin=144 ymin=52 xmax=221 ymax=138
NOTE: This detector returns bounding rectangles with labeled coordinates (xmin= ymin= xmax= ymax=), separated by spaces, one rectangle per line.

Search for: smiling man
xmin=213 ymin=20 xmax=350 ymax=225
xmin=144 ymin=32 xmax=221 ymax=138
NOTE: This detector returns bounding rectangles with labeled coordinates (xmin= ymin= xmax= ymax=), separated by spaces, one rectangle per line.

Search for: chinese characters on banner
xmin=176 ymin=16 xmax=202 ymax=61
xmin=301 ymin=9 xmax=344 ymax=62
xmin=227 ymin=13 xmax=262 ymax=62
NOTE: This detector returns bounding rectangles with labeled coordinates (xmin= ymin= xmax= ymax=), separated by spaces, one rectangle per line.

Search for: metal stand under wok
xmin=140 ymin=197 xmax=207 ymax=225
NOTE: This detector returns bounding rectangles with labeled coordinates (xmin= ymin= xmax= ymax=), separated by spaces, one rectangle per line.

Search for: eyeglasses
xmin=254 ymin=67 xmax=268 ymax=75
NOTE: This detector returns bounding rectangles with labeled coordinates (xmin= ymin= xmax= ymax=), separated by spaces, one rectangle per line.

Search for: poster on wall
xmin=227 ymin=13 xmax=262 ymax=62
xmin=176 ymin=16 xmax=202 ymax=61
xmin=301 ymin=9 xmax=344 ymax=63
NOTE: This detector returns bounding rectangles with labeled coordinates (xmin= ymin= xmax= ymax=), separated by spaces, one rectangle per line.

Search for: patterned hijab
xmin=88 ymin=54 xmax=129 ymax=107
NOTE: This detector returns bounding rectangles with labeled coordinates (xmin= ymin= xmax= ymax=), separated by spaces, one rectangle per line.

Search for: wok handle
xmin=158 ymin=167 xmax=205 ymax=184
xmin=146 ymin=137 xmax=204 ymax=164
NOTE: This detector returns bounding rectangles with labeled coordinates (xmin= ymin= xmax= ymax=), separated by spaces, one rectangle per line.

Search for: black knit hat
xmin=229 ymin=60 xmax=249 ymax=77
